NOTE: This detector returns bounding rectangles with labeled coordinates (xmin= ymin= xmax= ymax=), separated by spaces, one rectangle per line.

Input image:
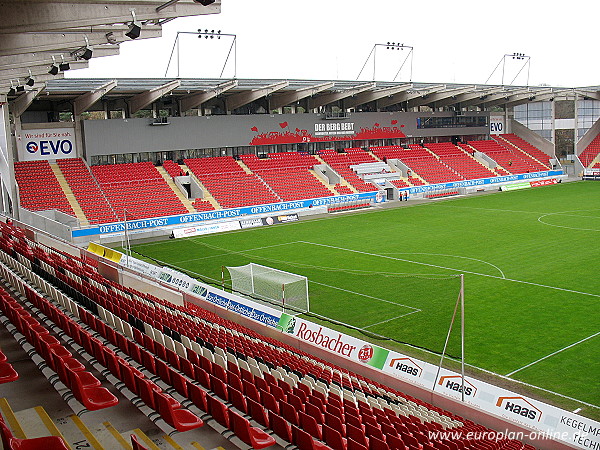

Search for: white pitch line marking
xmin=505 ymin=331 xmax=600 ymax=377
xmin=363 ymin=310 xmax=421 ymax=329
xmin=171 ymin=241 xmax=303 ymax=265
xmin=379 ymin=251 xmax=505 ymax=279
xmin=299 ymin=241 xmax=600 ymax=299
xmin=309 ymin=280 xmax=421 ymax=312
xmin=537 ymin=211 xmax=600 ymax=232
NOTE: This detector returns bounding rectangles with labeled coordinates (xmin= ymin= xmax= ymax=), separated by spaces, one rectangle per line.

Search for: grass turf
xmin=130 ymin=181 xmax=600 ymax=413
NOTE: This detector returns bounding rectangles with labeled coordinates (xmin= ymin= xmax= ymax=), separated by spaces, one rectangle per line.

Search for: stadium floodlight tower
xmin=164 ymin=29 xmax=236 ymax=78
xmin=485 ymin=52 xmax=531 ymax=86
xmin=356 ymin=42 xmax=414 ymax=81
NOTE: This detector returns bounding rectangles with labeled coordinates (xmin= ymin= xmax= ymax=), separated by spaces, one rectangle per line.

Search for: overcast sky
xmin=69 ymin=0 xmax=598 ymax=88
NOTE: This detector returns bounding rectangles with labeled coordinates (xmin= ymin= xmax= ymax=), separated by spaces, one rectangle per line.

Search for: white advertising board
xmin=17 ymin=127 xmax=77 ymax=161
xmin=490 ymin=116 xmax=506 ymax=135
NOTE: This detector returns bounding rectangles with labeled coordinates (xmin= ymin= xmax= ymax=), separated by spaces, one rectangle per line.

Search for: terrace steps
xmin=494 ymin=135 xmax=549 ymax=168
xmin=181 ymin=166 xmax=221 ymax=210
xmin=236 ymin=159 xmax=254 ymax=174
xmin=309 ymin=168 xmax=339 ymax=195
xmin=49 ymin=163 xmax=89 ymax=226
xmin=156 ymin=166 xmax=196 ymax=213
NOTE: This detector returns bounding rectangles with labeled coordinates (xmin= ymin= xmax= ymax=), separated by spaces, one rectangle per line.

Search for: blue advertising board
xmin=399 ymin=170 xmax=563 ymax=194
xmin=71 ymin=170 xmax=562 ymax=238
xmin=72 ymin=191 xmax=381 ymax=238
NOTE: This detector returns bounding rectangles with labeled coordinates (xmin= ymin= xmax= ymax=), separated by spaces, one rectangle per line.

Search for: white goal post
xmin=226 ymin=263 xmax=309 ymax=315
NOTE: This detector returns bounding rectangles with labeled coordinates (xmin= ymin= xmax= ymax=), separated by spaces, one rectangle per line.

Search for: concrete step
xmin=236 ymin=159 xmax=253 ymax=175
xmin=14 ymin=405 xmax=69 ymax=443
xmin=180 ymin=165 xmax=221 ymax=210
xmin=156 ymin=166 xmax=195 ymax=213
xmin=53 ymin=413 xmax=125 ymax=450
xmin=309 ymin=169 xmax=338 ymax=194
xmin=49 ymin=163 xmax=89 ymax=226
xmin=0 ymin=397 xmax=27 ymax=439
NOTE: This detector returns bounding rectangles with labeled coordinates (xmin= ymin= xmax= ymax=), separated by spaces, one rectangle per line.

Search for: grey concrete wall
xmin=511 ymin=120 xmax=555 ymax=158
xmin=82 ymin=111 xmax=490 ymax=157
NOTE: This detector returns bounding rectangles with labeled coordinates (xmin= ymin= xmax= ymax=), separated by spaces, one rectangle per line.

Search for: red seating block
xmin=0 ymin=418 xmax=69 ymax=450
xmin=229 ymin=409 xmax=276 ymax=449
xmin=155 ymin=392 xmax=203 ymax=432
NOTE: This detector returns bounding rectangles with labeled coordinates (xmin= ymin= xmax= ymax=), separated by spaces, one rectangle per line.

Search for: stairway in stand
xmin=155 ymin=166 xmax=196 ymax=213
xmin=49 ymin=163 xmax=88 ymax=226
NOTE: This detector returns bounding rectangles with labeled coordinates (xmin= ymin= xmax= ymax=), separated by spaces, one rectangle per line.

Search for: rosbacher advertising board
xmin=103 ymin=245 xmax=597 ymax=449
xmin=279 ymin=315 xmax=600 ymax=449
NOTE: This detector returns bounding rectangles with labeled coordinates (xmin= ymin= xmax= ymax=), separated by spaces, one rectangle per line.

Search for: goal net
xmin=226 ymin=263 xmax=309 ymax=315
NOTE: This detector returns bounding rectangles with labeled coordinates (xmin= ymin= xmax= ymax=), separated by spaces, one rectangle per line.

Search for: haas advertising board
xmin=18 ymin=127 xmax=77 ymax=161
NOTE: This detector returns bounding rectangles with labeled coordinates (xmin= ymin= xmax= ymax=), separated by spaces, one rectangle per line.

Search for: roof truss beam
xmin=269 ymin=82 xmax=335 ymax=110
xmin=179 ymin=79 xmax=238 ymax=112
xmin=435 ymin=87 xmax=504 ymax=108
xmin=10 ymin=87 xmax=45 ymax=118
xmin=575 ymin=89 xmax=600 ymax=101
xmin=378 ymin=84 xmax=446 ymax=108
xmin=74 ymin=80 xmax=118 ymax=115
xmin=408 ymin=86 xmax=476 ymax=108
xmin=225 ymin=80 xmax=289 ymax=111
xmin=309 ymin=82 xmax=376 ymax=109
xmin=0 ymin=27 xmax=162 ymax=57
xmin=127 ymin=79 xmax=181 ymax=114
xmin=345 ymin=84 xmax=412 ymax=109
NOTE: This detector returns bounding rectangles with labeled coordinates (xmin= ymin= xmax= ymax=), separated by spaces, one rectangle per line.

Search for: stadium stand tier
xmin=0 ymin=219 xmax=540 ymax=450
xmin=318 ymin=149 xmax=380 ymax=192
xmin=14 ymin=161 xmax=75 ymax=217
xmin=91 ymin=162 xmax=188 ymax=221
xmin=371 ymin=145 xmax=466 ymax=184
xmin=11 ymin=134 xmax=557 ymax=224
xmin=185 ymin=157 xmax=281 ymax=209
xmin=162 ymin=159 xmax=186 ymax=178
xmin=579 ymin=134 xmax=600 ymax=167
xmin=466 ymin=140 xmax=547 ymax=175
xmin=56 ymin=158 xmax=119 ymax=224
xmin=240 ymin=152 xmax=334 ymax=201
xmin=493 ymin=134 xmax=551 ymax=168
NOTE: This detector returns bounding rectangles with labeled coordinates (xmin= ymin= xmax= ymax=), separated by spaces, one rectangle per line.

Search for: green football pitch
xmin=130 ymin=181 xmax=600 ymax=418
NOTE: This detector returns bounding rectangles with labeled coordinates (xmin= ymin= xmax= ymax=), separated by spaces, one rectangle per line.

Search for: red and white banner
xmin=530 ymin=178 xmax=558 ymax=187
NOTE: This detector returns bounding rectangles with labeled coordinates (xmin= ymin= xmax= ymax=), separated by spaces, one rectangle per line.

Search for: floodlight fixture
xmin=125 ymin=11 xmax=141 ymax=39
xmin=25 ymin=70 xmax=35 ymax=87
xmin=106 ymin=31 xmax=119 ymax=44
xmin=59 ymin=55 xmax=70 ymax=71
xmin=48 ymin=56 xmax=60 ymax=75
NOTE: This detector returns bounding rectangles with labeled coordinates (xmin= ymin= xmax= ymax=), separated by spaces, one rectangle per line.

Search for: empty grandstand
xmin=1 ymin=3 xmax=599 ymax=449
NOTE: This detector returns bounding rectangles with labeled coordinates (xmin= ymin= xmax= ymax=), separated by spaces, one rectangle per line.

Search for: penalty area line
xmin=505 ymin=331 xmax=600 ymax=377
xmin=363 ymin=310 xmax=421 ymax=329
xmin=309 ymin=280 xmax=421 ymax=312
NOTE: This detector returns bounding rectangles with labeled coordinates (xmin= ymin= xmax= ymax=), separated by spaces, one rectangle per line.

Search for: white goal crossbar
xmin=226 ymin=263 xmax=309 ymax=315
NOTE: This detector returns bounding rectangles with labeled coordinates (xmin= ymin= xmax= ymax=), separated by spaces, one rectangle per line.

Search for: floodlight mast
xmin=485 ymin=53 xmax=531 ymax=86
xmin=356 ymin=42 xmax=414 ymax=81
xmin=164 ymin=30 xmax=237 ymax=78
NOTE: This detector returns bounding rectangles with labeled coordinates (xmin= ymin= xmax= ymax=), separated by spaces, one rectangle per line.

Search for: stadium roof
xmin=14 ymin=77 xmax=585 ymax=115
xmin=0 ymin=0 xmax=221 ymax=91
